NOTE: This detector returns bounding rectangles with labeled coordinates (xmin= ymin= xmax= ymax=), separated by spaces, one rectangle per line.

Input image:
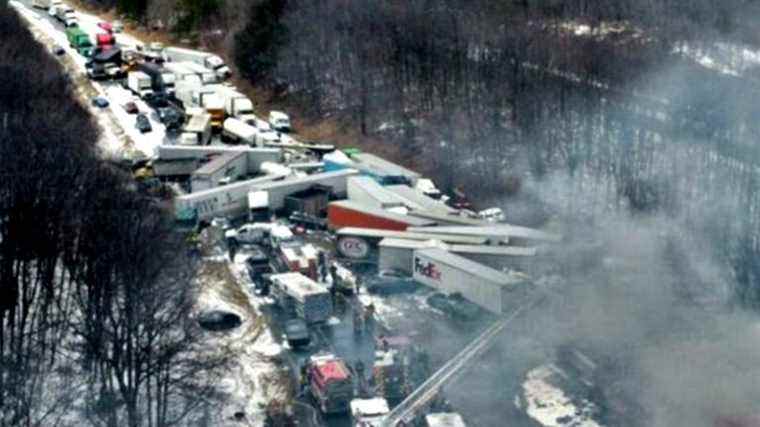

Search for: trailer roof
xmin=329 ymin=200 xmax=435 ymax=227
xmin=448 ymin=244 xmax=537 ymax=257
xmin=270 ymin=272 xmax=327 ymax=299
xmin=415 ymin=248 xmax=524 ymax=287
xmin=193 ymin=151 xmax=245 ymax=177
xmin=385 ymin=185 xmax=458 ymax=215
xmin=379 ymin=238 xmax=445 ymax=250
xmin=336 ymin=227 xmax=488 ymax=244
xmin=408 ymin=225 xmax=562 ymax=242
xmin=253 ymin=169 xmax=358 ymax=191
xmin=406 ymin=210 xmax=488 ymax=226
xmin=349 ymin=176 xmax=408 ymax=207
xmin=351 ymin=153 xmax=421 ymax=180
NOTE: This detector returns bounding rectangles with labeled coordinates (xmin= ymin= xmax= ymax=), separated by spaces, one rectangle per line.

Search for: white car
xmin=225 ymin=223 xmax=270 ymax=245
xmin=48 ymin=5 xmax=58 ymax=16
xmin=112 ymin=20 xmax=124 ymax=33
xmin=477 ymin=207 xmax=505 ymax=222
xmin=268 ymin=111 xmax=291 ymax=132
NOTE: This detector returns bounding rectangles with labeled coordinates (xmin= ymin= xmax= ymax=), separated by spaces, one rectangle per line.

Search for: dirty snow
xmin=520 ymin=364 xmax=603 ymax=427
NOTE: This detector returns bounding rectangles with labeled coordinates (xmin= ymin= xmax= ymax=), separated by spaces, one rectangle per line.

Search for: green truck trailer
xmin=65 ymin=27 xmax=93 ymax=57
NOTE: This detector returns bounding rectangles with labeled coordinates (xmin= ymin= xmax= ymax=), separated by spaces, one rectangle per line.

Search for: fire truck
xmin=307 ymin=353 xmax=354 ymax=414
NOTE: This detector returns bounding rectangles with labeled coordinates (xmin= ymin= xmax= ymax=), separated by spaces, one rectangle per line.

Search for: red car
xmin=97 ymin=22 xmax=113 ymax=33
xmin=123 ymin=102 xmax=139 ymax=114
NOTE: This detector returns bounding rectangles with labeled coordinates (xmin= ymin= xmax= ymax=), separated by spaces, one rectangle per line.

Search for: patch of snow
xmin=521 ymin=364 xmax=604 ymax=427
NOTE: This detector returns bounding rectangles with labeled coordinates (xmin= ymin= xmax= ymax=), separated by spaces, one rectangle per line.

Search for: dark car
xmin=157 ymin=107 xmax=184 ymax=130
xmin=135 ymin=113 xmax=152 ymax=133
xmin=197 ymin=310 xmax=241 ymax=331
xmin=123 ymin=101 xmax=139 ymax=114
xmin=91 ymin=96 xmax=109 ymax=109
xmin=426 ymin=292 xmax=483 ymax=321
xmin=246 ymin=248 xmax=273 ymax=294
xmin=366 ymin=269 xmax=418 ymax=295
xmin=284 ymin=318 xmax=310 ymax=349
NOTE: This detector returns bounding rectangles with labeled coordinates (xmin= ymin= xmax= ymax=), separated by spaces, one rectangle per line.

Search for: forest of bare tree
xmin=0 ymin=7 xmax=224 ymax=426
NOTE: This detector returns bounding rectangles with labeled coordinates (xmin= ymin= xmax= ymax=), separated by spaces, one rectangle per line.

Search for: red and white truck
xmin=308 ymin=353 xmax=354 ymax=414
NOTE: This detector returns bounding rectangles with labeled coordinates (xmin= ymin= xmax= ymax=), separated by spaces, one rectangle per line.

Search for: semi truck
xmin=179 ymin=113 xmax=212 ymax=145
xmin=126 ymin=71 xmax=154 ymax=99
xmin=216 ymin=86 xmax=256 ymax=122
xmin=270 ymin=272 xmax=331 ymax=323
xmin=163 ymin=46 xmax=231 ymax=80
xmin=179 ymin=61 xmax=218 ymax=84
xmin=137 ymin=62 xmax=175 ymax=95
xmin=222 ymin=118 xmax=257 ymax=145
xmin=55 ymin=4 xmax=74 ymax=21
xmin=95 ymin=32 xmax=115 ymax=50
xmin=163 ymin=62 xmax=201 ymax=84
xmin=307 ymin=353 xmax=354 ymax=414
xmin=65 ymin=27 xmax=94 ymax=57
xmin=193 ymin=90 xmax=225 ymax=129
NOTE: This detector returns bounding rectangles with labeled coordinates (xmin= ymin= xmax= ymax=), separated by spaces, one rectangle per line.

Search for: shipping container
xmin=412 ymin=248 xmax=533 ymax=314
xmin=249 ymin=169 xmax=359 ymax=212
xmin=327 ymin=200 xmax=435 ymax=232
xmin=347 ymin=176 xmax=408 ymax=210
xmin=190 ymin=151 xmax=247 ymax=192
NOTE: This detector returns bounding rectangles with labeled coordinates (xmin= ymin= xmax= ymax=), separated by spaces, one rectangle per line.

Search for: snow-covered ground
xmin=519 ymin=364 xmax=603 ymax=427
xmin=194 ymin=245 xmax=289 ymax=426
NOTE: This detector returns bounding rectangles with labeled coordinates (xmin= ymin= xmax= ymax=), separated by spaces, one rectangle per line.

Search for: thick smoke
xmin=504 ymin=154 xmax=760 ymax=427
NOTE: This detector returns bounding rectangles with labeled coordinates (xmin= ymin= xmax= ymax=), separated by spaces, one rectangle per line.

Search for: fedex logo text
xmin=414 ymin=257 xmax=442 ymax=281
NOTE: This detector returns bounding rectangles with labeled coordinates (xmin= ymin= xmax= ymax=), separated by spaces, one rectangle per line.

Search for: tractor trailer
xmin=127 ymin=71 xmax=154 ymax=99
xmin=163 ymin=47 xmax=231 ymax=80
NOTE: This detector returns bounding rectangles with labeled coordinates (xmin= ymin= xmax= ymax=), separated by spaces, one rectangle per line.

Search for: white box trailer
xmin=127 ymin=71 xmax=153 ymax=99
xmin=347 ymin=176 xmax=408 ymax=211
xmin=216 ymin=86 xmax=256 ymax=120
xmin=248 ymin=169 xmax=359 ymax=212
xmin=180 ymin=61 xmax=218 ymax=84
xmin=190 ymin=151 xmax=248 ymax=192
xmin=412 ymin=248 xmax=533 ymax=315
xmin=270 ymin=272 xmax=332 ymax=323
xmin=222 ymin=118 xmax=258 ymax=145
xmin=164 ymin=62 xmax=202 ymax=84
xmin=179 ymin=113 xmax=212 ymax=145
xmin=379 ymin=238 xmax=444 ymax=274
xmin=163 ymin=47 xmax=231 ymax=80
xmin=174 ymin=174 xmax=285 ymax=222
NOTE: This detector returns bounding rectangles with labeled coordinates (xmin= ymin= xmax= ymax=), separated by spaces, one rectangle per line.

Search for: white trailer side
xmin=156 ymin=145 xmax=282 ymax=173
xmin=174 ymin=174 xmax=285 ymax=221
xmin=412 ymin=248 xmax=532 ymax=314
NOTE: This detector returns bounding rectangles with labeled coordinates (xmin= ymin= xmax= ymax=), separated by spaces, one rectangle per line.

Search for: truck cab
xmin=308 ymin=353 xmax=354 ymax=414
xmin=269 ymin=111 xmax=292 ymax=132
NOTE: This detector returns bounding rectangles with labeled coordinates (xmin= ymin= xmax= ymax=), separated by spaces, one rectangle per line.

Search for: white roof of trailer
xmin=408 ymin=225 xmax=562 ymax=242
xmin=351 ymin=153 xmax=421 ymax=179
xmin=329 ymin=201 xmax=435 ymax=227
xmin=336 ymin=227 xmax=488 ymax=244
